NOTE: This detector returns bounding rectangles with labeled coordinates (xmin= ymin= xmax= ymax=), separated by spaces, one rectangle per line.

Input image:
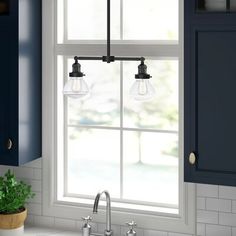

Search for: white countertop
xmin=24 ymin=226 xmax=82 ymax=236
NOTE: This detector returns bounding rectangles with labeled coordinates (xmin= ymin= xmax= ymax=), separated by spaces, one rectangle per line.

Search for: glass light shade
xmin=63 ymin=77 xmax=89 ymax=99
xmin=129 ymin=79 xmax=156 ymax=101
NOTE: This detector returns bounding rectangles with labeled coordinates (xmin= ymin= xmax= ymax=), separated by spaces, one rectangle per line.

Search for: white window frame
xmin=42 ymin=0 xmax=195 ymax=234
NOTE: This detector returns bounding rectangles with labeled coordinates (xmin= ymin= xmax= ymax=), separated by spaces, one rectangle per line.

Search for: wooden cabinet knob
xmin=7 ymin=139 xmax=13 ymax=150
xmin=189 ymin=152 xmax=196 ymax=165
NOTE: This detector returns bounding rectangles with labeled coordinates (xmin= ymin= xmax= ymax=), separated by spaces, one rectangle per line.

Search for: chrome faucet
xmin=93 ymin=190 xmax=113 ymax=236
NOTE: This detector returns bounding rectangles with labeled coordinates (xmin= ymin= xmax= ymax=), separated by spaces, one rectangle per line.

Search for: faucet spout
xmin=93 ymin=190 xmax=112 ymax=236
xmin=93 ymin=195 xmax=100 ymax=213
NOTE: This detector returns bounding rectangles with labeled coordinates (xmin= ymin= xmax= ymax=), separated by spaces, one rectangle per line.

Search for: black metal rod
xmin=74 ymin=0 xmax=145 ymax=64
xmin=71 ymin=0 xmax=149 ymax=70
xmin=107 ymin=0 xmax=111 ymax=62
xmin=77 ymin=56 xmax=103 ymax=60
xmin=75 ymin=56 xmax=145 ymax=62
xmin=115 ymin=56 xmax=145 ymax=61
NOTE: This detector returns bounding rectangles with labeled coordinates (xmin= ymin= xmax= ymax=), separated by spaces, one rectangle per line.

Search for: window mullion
xmin=120 ymin=61 xmax=124 ymax=199
xmin=64 ymin=56 xmax=69 ymax=196
xmin=120 ymin=0 xmax=123 ymax=40
xmin=64 ymin=0 xmax=68 ymax=43
xmin=66 ymin=124 xmax=178 ymax=135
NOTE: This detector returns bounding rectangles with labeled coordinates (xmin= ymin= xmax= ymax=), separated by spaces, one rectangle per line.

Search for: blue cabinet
xmin=0 ymin=0 xmax=41 ymax=166
xmin=184 ymin=0 xmax=236 ymax=186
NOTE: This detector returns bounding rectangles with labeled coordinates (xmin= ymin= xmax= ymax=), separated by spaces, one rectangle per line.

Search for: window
xmin=42 ymin=0 xmax=195 ymax=233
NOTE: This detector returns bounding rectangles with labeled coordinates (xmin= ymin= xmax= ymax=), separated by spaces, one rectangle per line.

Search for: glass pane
xmin=123 ymin=0 xmax=178 ymax=40
xmin=123 ymin=131 xmax=178 ymax=205
xmin=67 ymin=0 xmax=120 ymax=40
xmin=67 ymin=128 xmax=120 ymax=198
xmin=123 ymin=60 xmax=178 ymax=131
xmin=67 ymin=59 xmax=120 ymax=127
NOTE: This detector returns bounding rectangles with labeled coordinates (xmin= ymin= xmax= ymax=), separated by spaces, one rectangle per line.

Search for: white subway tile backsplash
xmin=112 ymin=224 xmax=121 ymax=236
xmin=197 ymin=210 xmax=218 ymax=224
xmin=24 ymin=158 xmax=42 ymax=168
xmin=197 ymin=184 xmax=218 ymax=198
xmin=14 ymin=167 xmax=34 ymax=179
xmin=55 ymin=218 xmax=77 ymax=231
xmin=34 ymin=215 xmax=55 ymax=228
xmin=97 ymin=223 xmax=106 ymax=234
xmin=219 ymin=212 xmax=236 ymax=226
xmin=143 ymin=229 xmax=168 ymax=236
xmin=33 ymin=168 xmax=42 ymax=180
xmin=232 ymin=227 xmax=236 ymax=236
xmin=197 ymin=223 xmax=205 ymax=236
xmin=30 ymin=180 xmax=42 ymax=192
xmin=197 ymin=197 xmax=206 ymax=210
xmin=219 ymin=186 xmax=236 ymax=200
xmin=206 ymin=224 xmax=231 ymax=236
xmin=206 ymin=198 xmax=231 ymax=212
xmin=27 ymin=203 xmax=42 ymax=215
xmin=231 ymin=201 xmax=236 ymax=213
xmin=168 ymin=233 xmax=193 ymax=236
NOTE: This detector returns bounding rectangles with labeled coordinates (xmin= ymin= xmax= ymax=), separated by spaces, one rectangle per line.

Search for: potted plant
xmin=0 ymin=170 xmax=35 ymax=235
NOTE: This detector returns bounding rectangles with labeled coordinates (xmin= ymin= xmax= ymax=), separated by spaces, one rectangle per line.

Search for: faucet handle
xmin=82 ymin=216 xmax=92 ymax=223
xmin=82 ymin=216 xmax=92 ymax=236
xmin=126 ymin=221 xmax=137 ymax=229
xmin=126 ymin=221 xmax=137 ymax=236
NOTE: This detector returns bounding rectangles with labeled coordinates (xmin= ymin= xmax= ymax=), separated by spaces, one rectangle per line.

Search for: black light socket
xmin=69 ymin=57 xmax=85 ymax=77
xmin=135 ymin=61 xmax=152 ymax=79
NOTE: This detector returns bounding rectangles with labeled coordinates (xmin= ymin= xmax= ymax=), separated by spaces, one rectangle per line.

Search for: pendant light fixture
xmin=130 ymin=60 xmax=156 ymax=101
xmin=63 ymin=0 xmax=156 ymax=101
xmin=63 ymin=57 xmax=89 ymax=99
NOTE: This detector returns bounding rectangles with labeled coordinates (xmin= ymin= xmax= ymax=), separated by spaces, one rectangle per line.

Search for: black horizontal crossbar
xmin=75 ymin=56 xmax=145 ymax=63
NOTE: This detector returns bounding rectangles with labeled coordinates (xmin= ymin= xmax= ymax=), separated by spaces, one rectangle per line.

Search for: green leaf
xmin=0 ymin=170 xmax=35 ymax=214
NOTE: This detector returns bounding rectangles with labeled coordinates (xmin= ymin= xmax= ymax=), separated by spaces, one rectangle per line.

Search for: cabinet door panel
xmin=0 ymin=0 xmax=41 ymax=166
xmin=0 ymin=28 xmax=10 ymax=158
xmin=185 ymin=25 xmax=236 ymax=186
xmin=197 ymin=31 xmax=236 ymax=173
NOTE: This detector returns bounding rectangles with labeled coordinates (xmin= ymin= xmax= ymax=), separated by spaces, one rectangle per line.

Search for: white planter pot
xmin=0 ymin=226 xmax=24 ymax=236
